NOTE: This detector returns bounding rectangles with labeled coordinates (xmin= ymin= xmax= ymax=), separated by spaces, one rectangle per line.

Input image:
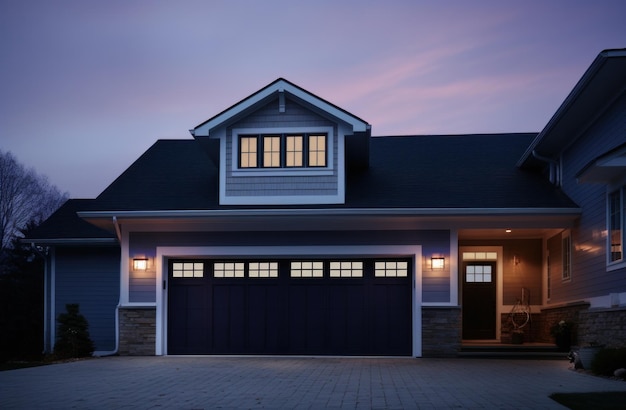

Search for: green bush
xmin=590 ymin=347 xmax=626 ymax=377
xmin=53 ymin=304 xmax=95 ymax=359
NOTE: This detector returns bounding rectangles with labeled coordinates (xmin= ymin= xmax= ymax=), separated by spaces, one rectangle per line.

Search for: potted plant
xmin=550 ymin=320 xmax=574 ymax=351
xmin=511 ymin=329 xmax=524 ymax=344
xmin=578 ymin=342 xmax=603 ymax=370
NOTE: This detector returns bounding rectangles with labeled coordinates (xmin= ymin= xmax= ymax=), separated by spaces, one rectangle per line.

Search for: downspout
xmin=110 ymin=216 xmax=123 ymax=356
xmin=113 ymin=216 xmax=122 ymax=242
xmin=532 ymin=150 xmax=561 ymax=186
xmin=30 ymin=244 xmax=50 ymax=353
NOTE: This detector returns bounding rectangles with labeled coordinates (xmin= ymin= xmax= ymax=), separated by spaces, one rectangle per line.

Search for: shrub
xmin=53 ymin=304 xmax=95 ymax=359
xmin=590 ymin=347 xmax=626 ymax=377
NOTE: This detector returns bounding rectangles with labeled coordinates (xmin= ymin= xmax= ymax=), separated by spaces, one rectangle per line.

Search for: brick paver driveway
xmin=1 ymin=356 xmax=625 ymax=409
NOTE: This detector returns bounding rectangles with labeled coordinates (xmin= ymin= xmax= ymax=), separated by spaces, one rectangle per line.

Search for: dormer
xmin=191 ymin=78 xmax=370 ymax=205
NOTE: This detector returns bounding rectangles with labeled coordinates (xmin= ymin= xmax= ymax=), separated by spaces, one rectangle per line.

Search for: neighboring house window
xmin=608 ymin=188 xmax=623 ymax=263
xmin=562 ymin=231 xmax=571 ymax=281
xmin=238 ymin=133 xmax=327 ymax=169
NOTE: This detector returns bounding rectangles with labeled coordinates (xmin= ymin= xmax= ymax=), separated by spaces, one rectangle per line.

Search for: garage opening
xmin=167 ymin=258 xmax=412 ymax=355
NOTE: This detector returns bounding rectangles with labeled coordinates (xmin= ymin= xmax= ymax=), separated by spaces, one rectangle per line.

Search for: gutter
xmin=22 ymin=238 xmax=118 ymax=245
xmin=532 ymin=150 xmax=561 ymax=186
xmin=77 ymin=207 xmax=582 ymax=220
xmin=516 ymin=51 xmax=608 ymax=167
xmin=112 ymin=216 xmax=122 ymax=242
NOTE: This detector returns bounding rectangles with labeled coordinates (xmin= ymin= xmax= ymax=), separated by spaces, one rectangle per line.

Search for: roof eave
xmin=21 ymin=237 xmax=118 ymax=246
xmin=191 ymin=78 xmax=369 ymax=137
xmin=78 ymin=207 xmax=582 ymax=220
xmin=517 ymin=48 xmax=626 ymax=168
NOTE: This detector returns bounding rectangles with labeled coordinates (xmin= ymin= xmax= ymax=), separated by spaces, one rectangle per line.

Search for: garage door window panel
xmin=249 ymin=262 xmax=279 ymax=278
xmin=291 ymin=261 xmax=324 ymax=277
xmin=214 ymin=262 xmax=245 ymax=278
xmin=330 ymin=261 xmax=363 ymax=277
xmin=375 ymin=261 xmax=408 ymax=277
xmin=172 ymin=262 xmax=204 ymax=278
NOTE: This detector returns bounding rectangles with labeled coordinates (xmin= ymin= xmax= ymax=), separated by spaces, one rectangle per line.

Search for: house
xmin=27 ymin=49 xmax=626 ymax=357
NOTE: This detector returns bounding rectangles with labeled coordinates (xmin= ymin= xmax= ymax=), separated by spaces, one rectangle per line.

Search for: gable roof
xmin=518 ymin=48 xmax=626 ymax=168
xmin=191 ymin=78 xmax=370 ymax=136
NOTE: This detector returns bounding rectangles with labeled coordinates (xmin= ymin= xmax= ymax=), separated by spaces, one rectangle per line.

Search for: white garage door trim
xmin=155 ymin=245 xmax=422 ymax=357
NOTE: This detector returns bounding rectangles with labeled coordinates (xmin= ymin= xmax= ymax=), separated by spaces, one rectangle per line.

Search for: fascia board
xmin=21 ymin=238 xmax=118 ymax=245
xmin=78 ymin=207 xmax=581 ymax=220
xmin=284 ymin=85 xmax=369 ymax=132
xmin=517 ymin=49 xmax=626 ymax=167
xmin=192 ymin=80 xmax=368 ymax=136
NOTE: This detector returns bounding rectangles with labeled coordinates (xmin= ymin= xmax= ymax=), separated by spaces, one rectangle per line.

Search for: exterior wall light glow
xmin=431 ymin=257 xmax=445 ymax=269
xmin=133 ymin=258 xmax=148 ymax=270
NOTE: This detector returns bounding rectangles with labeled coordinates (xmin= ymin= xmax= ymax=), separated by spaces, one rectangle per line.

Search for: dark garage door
xmin=167 ymin=258 xmax=412 ymax=356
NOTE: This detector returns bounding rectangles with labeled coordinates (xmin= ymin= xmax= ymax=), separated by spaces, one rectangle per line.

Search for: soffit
xmin=519 ymin=49 xmax=626 ymax=168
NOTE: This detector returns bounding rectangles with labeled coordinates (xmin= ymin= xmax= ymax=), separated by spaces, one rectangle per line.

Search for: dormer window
xmin=237 ymin=132 xmax=327 ymax=169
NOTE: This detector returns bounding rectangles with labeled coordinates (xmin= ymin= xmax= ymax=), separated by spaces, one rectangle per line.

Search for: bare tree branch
xmin=0 ymin=150 xmax=68 ymax=251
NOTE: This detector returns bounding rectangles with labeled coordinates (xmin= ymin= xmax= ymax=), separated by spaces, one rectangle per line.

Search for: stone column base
xmin=118 ymin=307 xmax=156 ymax=355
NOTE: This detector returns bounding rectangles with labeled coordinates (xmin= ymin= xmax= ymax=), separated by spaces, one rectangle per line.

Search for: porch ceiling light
xmin=133 ymin=258 xmax=148 ymax=271
xmin=431 ymin=257 xmax=445 ymax=269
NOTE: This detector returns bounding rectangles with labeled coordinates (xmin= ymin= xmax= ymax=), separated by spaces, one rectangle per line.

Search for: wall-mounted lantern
xmin=431 ymin=257 xmax=445 ymax=269
xmin=133 ymin=258 xmax=148 ymax=271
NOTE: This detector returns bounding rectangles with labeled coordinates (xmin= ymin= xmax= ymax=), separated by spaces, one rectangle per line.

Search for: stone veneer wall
xmin=500 ymin=313 xmax=543 ymax=344
xmin=540 ymin=303 xmax=590 ymax=345
xmin=421 ymin=306 xmax=461 ymax=357
xmin=118 ymin=307 xmax=156 ymax=355
xmin=578 ymin=307 xmax=626 ymax=348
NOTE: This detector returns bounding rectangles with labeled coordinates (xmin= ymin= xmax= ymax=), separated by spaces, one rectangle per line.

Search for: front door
xmin=462 ymin=261 xmax=496 ymax=339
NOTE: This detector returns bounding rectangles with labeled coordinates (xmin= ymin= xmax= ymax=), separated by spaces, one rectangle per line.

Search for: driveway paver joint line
xmin=1 ymin=357 xmax=624 ymax=409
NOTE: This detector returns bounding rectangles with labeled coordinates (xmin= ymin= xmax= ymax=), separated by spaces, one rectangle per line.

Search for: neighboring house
xmin=27 ymin=49 xmax=625 ymax=357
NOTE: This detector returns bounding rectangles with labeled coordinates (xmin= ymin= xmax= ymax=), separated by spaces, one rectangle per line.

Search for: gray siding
xmin=129 ymin=229 xmax=452 ymax=304
xmin=224 ymin=97 xmax=340 ymax=198
xmin=55 ymin=246 xmax=120 ymax=352
xmin=554 ymin=92 xmax=626 ymax=303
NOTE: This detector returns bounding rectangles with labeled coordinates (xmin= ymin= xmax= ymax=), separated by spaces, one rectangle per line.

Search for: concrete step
xmin=459 ymin=343 xmax=570 ymax=359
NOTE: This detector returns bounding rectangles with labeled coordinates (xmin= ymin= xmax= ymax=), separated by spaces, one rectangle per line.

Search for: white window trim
xmin=231 ymin=126 xmax=334 ymax=176
xmin=561 ymin=230 xmax=572 ymax=281
xmin=607 ymin=182 xmax=626 ymax=272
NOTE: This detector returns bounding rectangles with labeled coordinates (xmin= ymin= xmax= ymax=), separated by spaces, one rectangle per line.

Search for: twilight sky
xmin=1 ymin=0 xmax=625 ymax=198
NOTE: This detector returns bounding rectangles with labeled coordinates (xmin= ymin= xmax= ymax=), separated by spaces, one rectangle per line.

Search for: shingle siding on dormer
xmin=222 ymin=97 xmax=343 ymax=203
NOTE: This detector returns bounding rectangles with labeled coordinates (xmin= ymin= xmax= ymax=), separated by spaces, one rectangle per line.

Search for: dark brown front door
xmin=462 ymin=261 xmax=496 ymax=339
